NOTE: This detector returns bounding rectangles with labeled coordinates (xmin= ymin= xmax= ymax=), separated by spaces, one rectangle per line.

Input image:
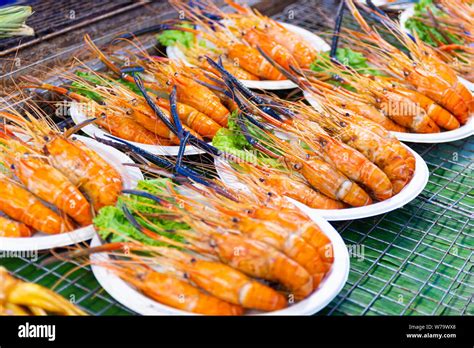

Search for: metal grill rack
xmin=0 ymin=0 xmax=144 ymax=55
xmin=1 ymin=0 xmax=473 ymax=316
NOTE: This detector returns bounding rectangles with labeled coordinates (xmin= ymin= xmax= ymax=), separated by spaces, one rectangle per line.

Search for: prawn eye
xmin=340 ymin=121 xmax=347 ymax=127
xmin=345 ymin=112 xmax=350 ymax=117
xmin=190 ymin=258 xmax=196 ymax=263
xmin=43 ymin=135 xmax=50 ymax=142
xmin=293 ymin=163 xmax=302 ymax=170
xmin=258 ymin=177 xmax=265 ymax=182
xmin=174 ymin=72 xmax=179 ymax=77
xmin=404 ymin=71 xmax=409 ymax=77
xmin=267 ymin=192 xmax=273 ymax=197
xmin=231 ymin=217 xmax=239 ymax=223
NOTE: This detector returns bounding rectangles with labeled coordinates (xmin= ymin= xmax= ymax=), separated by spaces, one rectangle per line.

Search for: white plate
xmin=397 ymin=4 xmax=474 ymax=142
xmin=214 ymin=145 xmax=429 ymax=221
xmin=361 ymin=0 xmax=414 ymax=10
xmin=70 ymin=102 xmax=205 ymax=156
xmin=0 ymin=135 xmax=143 ymax=252
xmin=90 ymin=213 xmax=349 ymax=315
xmin=305 ymin=92 xmax=474 ymax=143
xmin=390 ymin=117 xmax=474 ymax=143
xmin=166 ymin=22 xmax=331 ymax=90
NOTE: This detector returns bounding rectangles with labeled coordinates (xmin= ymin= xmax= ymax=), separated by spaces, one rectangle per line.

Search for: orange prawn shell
xmin=211 ymin=233 xmax=314 ymax=299
xmin=173 ymin=75 xmax=230 ymax=127
xmin=259 ymin=173 xmax=346 ymax=210
xmin=14 ymin=156 xmax=93 ymax=226
xmin=243 ymin=28 xmax=298 ymax=71
xmin=344 ymin=101 xmax=407 ymax=132
xmin=157 ymin=99 xmax=222 ymax=139
xmin=96 ymin=113 xmax=168 ymax=145
xmin=198 ymin=55 xmax=260 ymax=81
xmin=375 ymin=89 xmax=440 ymax=134
xmin=262 ymin=20 xmax=318 ymax=69
xmin=348 ymin=114 xmax=416 ymax=175
xmin=0 ymin=177 xmax=72 ymax=234
xmin=227 ymin=43 xmax=286 ymax=81
xmin=336 ymin=122 xmax=412 ymax=194
xmin=298 ymin=157 xmax=372 ymax=207
xmin=44 ymin=136 xmax=123 ymax=211
xmin=185 ymin=259 xmax=287 ymax=311
xmin=136 ymin=269 xmax=243 ymax=315
xmin=0 ymin=216 xmax=33 ymax=238
xmin=235 ymin=217 xmax=327 ymax=289
xmin=313 ymin=134 xmax=393 ymax=201
xmin=249 ymin=207 xmax=334 ymax=271
xmin=395 ymin=88 xmax=460 ymax=131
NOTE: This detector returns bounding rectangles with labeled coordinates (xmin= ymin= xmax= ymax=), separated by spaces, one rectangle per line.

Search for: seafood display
xmin=194 ymin=57 xmax=418 ymax=210
xmin=36 ymin=36 xmax=232 ymax=151
xmin=52 ymin=101 xmax=344 ymax=314
xmin=402 ymin=0 xmax=474 ymax=83
xmin=0 ymin=267 xmax=86 ymax=315
xmin=0 ymin=108 xmax=123 ymax=238
xmin=342 ymin=0 xmax=472 ymax=126
xmin=160 ymin=0 xmax=327 ymax=82
xmin=287 ymin=1 xmax=473 ymax=139
xmin=85 ymin=172 xmax=336 ymax=315
xmin=1 ymin=0 xmax=471 ymax=318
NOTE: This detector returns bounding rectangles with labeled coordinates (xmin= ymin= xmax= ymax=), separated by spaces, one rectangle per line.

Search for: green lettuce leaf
xmin=310 ymin=48 xmax=382 ymax=92
xmin=93 ymin=179 xmax=187 ymax=246
xmin=212 ymin=111 xmax=280 ymax=167
xmin=157 ymin=23 xmax=195 ymax=48
xmin=310 ymin=48 xmax=382 ymax=76
xmin=71 ymin=71 xmax=108 ymax=102
xmin=71 ymin=71 xmax=152 ymax=100
xmin=405 ymin=0 xmax=463 ymax=47
xmin=94 ymin=206 xmax=170 ymax=246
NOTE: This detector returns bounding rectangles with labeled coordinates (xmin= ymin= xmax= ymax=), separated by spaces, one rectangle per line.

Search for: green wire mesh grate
xmin=1 ymin=0 xmax=473 ymax=316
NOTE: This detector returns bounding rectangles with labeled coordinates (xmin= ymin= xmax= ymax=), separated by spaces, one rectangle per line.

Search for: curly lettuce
xmin=310 ymin=48 xmax=382 ymax=92
xmin=212 ymin=111 xmax=280 ymax=167
xmin=311 ymin=48 xmax=382 ymax=76
xmin=71 ymin=71 xmax=153 ymax=101
xmin=71 ymin=71 xmax=105 ymax=102
xmin=157 ymin=23 xmax=195 ymax=48
xmin=94 ymin=179 xmax=187 ymax=246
